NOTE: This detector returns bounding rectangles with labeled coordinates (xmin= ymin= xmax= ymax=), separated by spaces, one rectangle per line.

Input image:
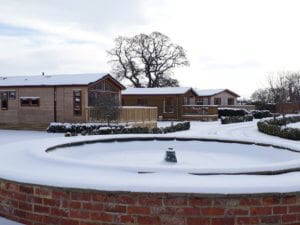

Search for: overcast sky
xmin=1 ymin=0 xmax=300 ymax=97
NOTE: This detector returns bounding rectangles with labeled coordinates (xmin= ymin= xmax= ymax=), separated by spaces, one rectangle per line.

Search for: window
xmin=73 ymin=90 xmax=82 ymax=116
xmin=183 ymin=97 xmax=195 ymax=105
xmin=20 ymin=97 xmax=40 ymax=107
xmin=197 ymin=98 xmax=209 ymax=105
xmin=214 ymin=98 xmax=221 ymax=105
xmin=164 ymin=97 xmax=174 ymax=113
xmin=9 ymin=91 xmax=16 ymax=100
xmin=228 ymin=98 xmax=234 ymax=105
xmin=137 ymin=98 xmax=148 ymax=106
xmin=1 ymin=92 xmax=8 ymax=110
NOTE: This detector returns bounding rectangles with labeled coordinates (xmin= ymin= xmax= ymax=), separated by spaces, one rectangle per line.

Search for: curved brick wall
xmin=1 ymin=179 xmax=300 ymax=225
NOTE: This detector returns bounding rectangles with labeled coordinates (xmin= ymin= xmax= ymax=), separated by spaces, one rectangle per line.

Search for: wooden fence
xmin=86 ymin=106 xmax=158 ymax=124
xmin=182 ymin=105 xmax=218 ymax=121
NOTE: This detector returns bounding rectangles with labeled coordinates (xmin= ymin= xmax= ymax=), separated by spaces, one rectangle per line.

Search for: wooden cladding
xmin=73 ymin=90 xmax=82 ymax=116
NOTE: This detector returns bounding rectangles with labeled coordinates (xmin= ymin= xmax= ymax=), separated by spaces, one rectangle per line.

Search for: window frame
xmin=163 ymin=97 xmax=174 ymax=113
xmin=8 ymin=91 xmax=16 ymax=100
xmin=214 ymin=97 xmax=221 ymax=105
xmin=73 ymin=90 xmax=82 ymax=116
xmin=20 ymin=97 xmax=40 ymax=107
xmin=1 ymin=92 xmax=8 ymax=110
xmin=228 ymin=98 xmax=235 ymax=105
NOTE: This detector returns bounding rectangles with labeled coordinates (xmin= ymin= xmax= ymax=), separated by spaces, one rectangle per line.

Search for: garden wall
xmin=1 ymin=179 xmax=300 ymax=225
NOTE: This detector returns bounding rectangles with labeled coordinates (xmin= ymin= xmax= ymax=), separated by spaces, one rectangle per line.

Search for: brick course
xmin=1 ymin=179 xmax=300 ymax=225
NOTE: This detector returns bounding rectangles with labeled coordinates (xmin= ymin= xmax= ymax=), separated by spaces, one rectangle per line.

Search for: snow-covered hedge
xmin=221 ymin=115 xmax=253 ymax=124
xmin=47 ymin=123 xmax=125 ymax=133
xmin=251 ymin=110 xmax=272 ymax=119
xmin=218 ymin=108 xmax=249 ymax=118
xmin=48 ymin=122 xmax=190 ymax=136
xmin=257 ymin=115 xmax=300 ymax=140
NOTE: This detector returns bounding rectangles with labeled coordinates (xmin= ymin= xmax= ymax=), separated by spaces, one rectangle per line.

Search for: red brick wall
xmin=1 ymin=179 xmax=300 ymax=225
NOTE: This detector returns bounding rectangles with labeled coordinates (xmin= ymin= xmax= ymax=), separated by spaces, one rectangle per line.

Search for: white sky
xmin=1 ymin=0 xmax=300 ymax=98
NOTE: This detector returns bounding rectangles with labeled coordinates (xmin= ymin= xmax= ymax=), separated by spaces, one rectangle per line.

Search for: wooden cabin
xmin=194 ymin=89 xmax=240 ymax=106
xmin=122 ymin=87 xmax=218 ymax=121
xmin=0 ymin=73 xmax=126 ymax=129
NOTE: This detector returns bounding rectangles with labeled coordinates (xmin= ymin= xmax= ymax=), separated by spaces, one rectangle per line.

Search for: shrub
xmin=251 ymin=110 xmax=272 ymax=119
xmin=48 ymin=122 xmax=190 ymax=136
xmin=257 ymin=115 xmax=300 ymax=140
xmin=47 ymin=123 xmax=124 ymax=133
xmin=218 ymin=108 xmax=249 ymax=118
xmin=221 ymin=115 xmax=253 ymax=124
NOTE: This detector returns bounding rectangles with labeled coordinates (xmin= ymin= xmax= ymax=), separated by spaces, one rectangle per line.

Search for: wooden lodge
xmin=122 ymin=87 xmax=220 ymax=121
xmin=0 ymin=73 xmax=157 ymax=129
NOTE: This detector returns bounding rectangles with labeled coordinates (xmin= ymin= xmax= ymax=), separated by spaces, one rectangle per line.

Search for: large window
xmin=228 ymin=98 xmax=235 ymax=105
xmin=9 ymin=91 xmax=16 ymax=100
xmin=214 ymin=98 xmax=221 ymax=105
xmin=73 ymin=90 xmax=82 ymax=116
xmin=20 ymin=97 xmax=40 ymax=107
xmin=196 ymin=97 xmax=209 ymax=105
xmin=1 ymin=92 xmax=8 ymax=110
xmin=163 ymin=97 xmax=174 ymax=113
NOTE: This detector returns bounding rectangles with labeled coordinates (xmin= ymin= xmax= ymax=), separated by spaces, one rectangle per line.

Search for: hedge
xmin=221 ymin=115 xmax=254 ymax=124
xmin=257 ymin=115 xmax=300 ymax=140
xmin=47 ymin=123 xmax=124 ymax=133
xmin=48 ymin=122 xmax=191 ymax=136
xmin=251 ymin=110 xmax=272 ymax=119
xmin=218 ymin=108 xmax=249 ymax=118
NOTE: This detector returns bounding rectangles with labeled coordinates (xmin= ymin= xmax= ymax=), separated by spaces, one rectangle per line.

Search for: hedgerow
xmin=47 ymin=122 xmax=191 ymax=136
xmin=257 ymin=115 xmax=300 ymax=140
xmin=221 ymin=115 xmax=253 ymax=124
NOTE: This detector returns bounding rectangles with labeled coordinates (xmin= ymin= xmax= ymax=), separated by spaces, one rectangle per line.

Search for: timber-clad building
xmin=0 ymin=73 xmax=125 ymax=129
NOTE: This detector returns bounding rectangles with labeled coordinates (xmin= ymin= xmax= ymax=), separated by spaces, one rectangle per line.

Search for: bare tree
xmin=251 ymin=71 xmax=300 ymax=114
xmin=108 ymin=32 xmax=189 ymax=88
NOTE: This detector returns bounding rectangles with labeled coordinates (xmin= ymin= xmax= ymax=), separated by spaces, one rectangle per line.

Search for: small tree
xmin=108 ymin=32 xmax=189 ymax=88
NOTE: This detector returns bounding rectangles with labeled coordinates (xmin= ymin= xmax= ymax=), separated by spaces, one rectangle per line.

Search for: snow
xmin=0 ymin=218 xmax=21 ymax=225
xmin=49 ymin=139 xmax=300 ymax=174
xmin=19 ymin=97 xmax=40 ymax=100
xmin=2 ymin=120 xmax=300 ymax=194
xmin=0 ymin=73 xmax=108 ymax=87
xmin=122 ymin=87 xmax=192 ymax=95
xmin=194 ymin=88 xmax=225 ymax=96
xmin=287 ymin=122 xmax=300 ymax=129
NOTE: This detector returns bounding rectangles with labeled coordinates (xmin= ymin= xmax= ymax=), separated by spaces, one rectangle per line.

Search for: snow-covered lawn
xmin=0 ymin=129 xmax=62 ymax=144
xmin=1 ymin=120 xmax=300 ymax=197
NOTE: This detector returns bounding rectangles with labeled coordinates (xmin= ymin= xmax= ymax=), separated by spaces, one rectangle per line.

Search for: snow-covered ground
xmin=50 ymin=139 xmax=300 ymax=172
xmin=1 ymin=120 xmax=300 ymax=196
xmin=287 ymin=121 xmax=300 ymax=129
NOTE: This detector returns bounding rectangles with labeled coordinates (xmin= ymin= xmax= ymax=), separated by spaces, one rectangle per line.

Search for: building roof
xmin=195 ymin=89 xmax=240 ymax=97
xmin=122 ymin=87 xmax=193 ymax=95
xmin=0 ymin=73 xmax=113 ymax=87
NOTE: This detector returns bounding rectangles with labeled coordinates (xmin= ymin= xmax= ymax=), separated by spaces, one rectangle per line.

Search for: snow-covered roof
xmin=0 ymin=73 xmax=109 ymax=87
xmin=122 ymin=87 xmax=193 ymax=95
xmin=195 ymin=89 xmax=240 ymax=97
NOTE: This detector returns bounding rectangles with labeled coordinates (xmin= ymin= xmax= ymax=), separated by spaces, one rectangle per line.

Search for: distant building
xmin=194 ymin=89 xmax=240 ymax=106
xmin=122 ymin=87 xmax=219 ymax=121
